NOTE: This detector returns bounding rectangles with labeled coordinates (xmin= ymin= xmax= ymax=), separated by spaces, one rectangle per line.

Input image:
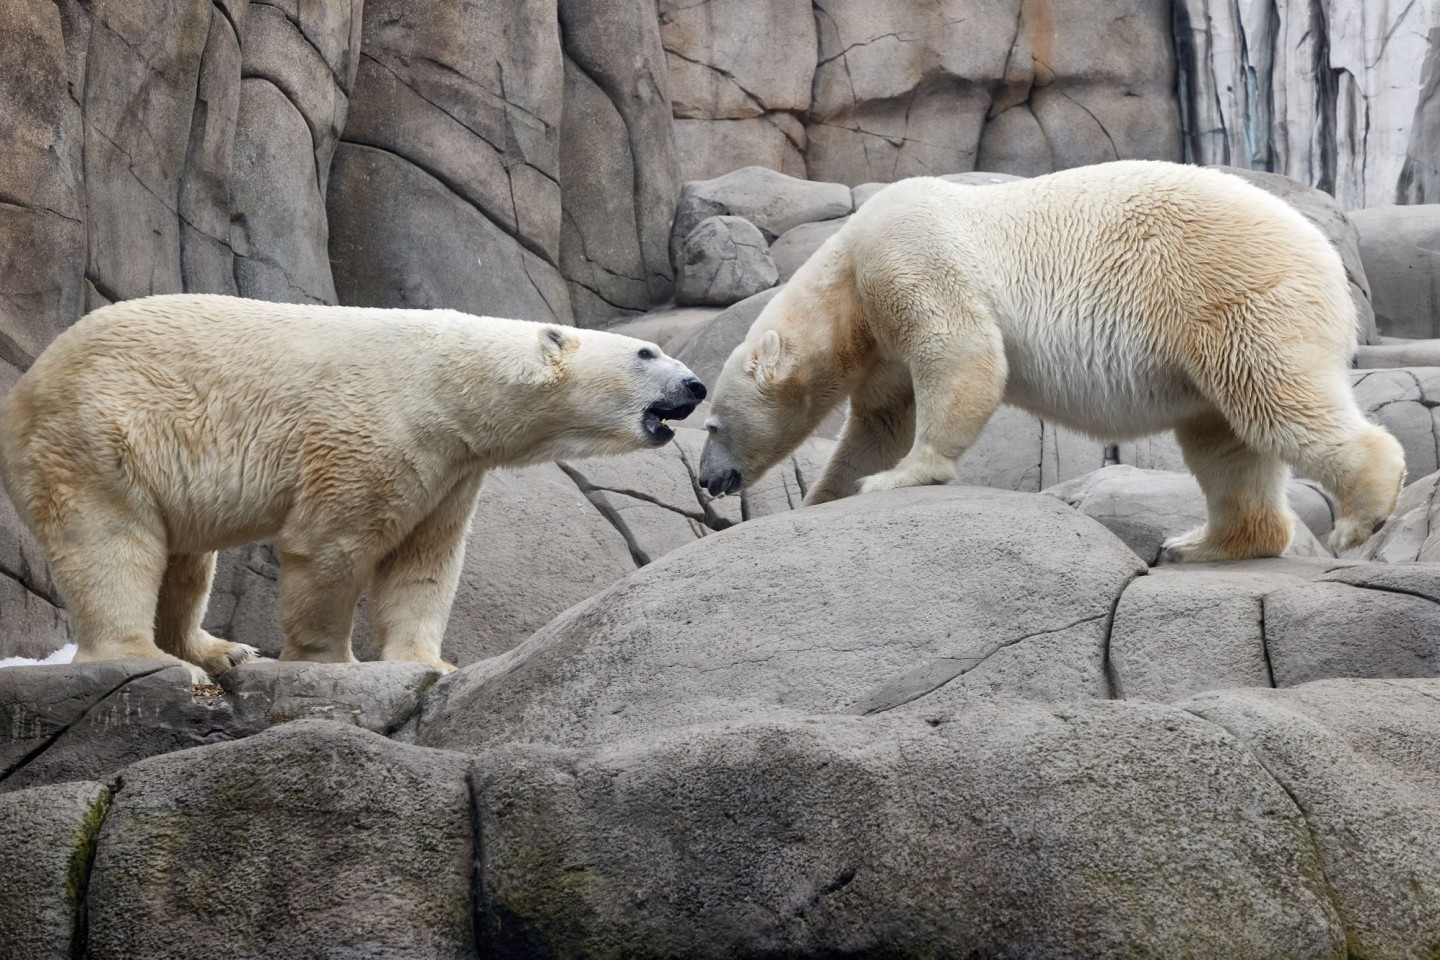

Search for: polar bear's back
xmin=838 ymin=161 xmax=1357 ymax=438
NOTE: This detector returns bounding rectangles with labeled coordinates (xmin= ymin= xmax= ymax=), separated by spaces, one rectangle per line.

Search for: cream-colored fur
xmin=0 ymin=294 xmax=703 ymax=680
xmin=698 ymin=160 xmax=1406 ymax=563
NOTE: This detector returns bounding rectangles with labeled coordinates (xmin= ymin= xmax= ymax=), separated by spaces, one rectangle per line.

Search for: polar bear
xmin=697 ymin=160 xmax=1405 ymax=562
xmin=0 ymin=294 xmax=706 ymax=681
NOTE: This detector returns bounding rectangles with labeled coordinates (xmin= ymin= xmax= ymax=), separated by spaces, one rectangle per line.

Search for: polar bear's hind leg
xmin=1162 ymin=412 xmax=1295 ymax=563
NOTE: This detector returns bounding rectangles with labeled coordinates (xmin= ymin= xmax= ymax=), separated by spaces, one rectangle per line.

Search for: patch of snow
xmin=0 ymin=642 xmax=77 ymax=669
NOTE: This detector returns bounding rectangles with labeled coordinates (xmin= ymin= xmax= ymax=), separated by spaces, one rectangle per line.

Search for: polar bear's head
xmin=696 ymin=327 xmax=827 ymax=497
xmin=532 ymin=325 xmax=707 ymax=458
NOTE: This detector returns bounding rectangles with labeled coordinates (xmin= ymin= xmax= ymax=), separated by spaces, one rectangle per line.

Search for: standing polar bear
xmin=0 ymin=295 xmax=705 ymax=681
xmin=698 ymin=160 xmax=1405 ymax=562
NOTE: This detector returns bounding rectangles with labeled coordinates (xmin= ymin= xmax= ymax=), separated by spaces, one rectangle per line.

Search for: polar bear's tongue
xmin=644 ymin=400 xmax=697 ymax=444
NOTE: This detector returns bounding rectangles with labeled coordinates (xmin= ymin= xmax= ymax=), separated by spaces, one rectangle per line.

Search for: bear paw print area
xmin=5 ymin=1 xmax=1440 ymax=956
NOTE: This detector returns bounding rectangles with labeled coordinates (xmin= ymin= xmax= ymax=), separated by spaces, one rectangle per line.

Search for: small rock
xmin=675 ymin=215 xmax=779 ymax=306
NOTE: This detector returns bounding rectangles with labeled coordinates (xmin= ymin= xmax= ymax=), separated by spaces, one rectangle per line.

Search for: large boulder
xmin=0 ymin=779 xmax=109 ymax=959
xmin=473 ymin=703 xmax=1343 ymax=958
xmin=669 ymin=166 xmax=852 ymax=267
xmin=1182 ymin=679 xmax=1440 ymax=956
xmin=1043 ymin=464 xmax=1335 ymax=565
xmin=1349 ymin=368 xmax=1440 ymax=478
xmin=674 ymin=215 xmax=779 ymax=306
xmin=1348 ymin=205 xmax=1440 ymax=339
xmin=415 ymin=486 xmax=1146 ymax=753
xmin=84 ymin=721 xmax=476 ymax=960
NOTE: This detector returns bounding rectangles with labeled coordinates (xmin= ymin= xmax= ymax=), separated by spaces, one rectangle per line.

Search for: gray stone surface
xmin=675 ymin=215 xmax=779 ymax=306
xmin=219 ymin=660 xmax=437 ymax=736
xmin=0 ymin=662 xmax=259 ymax=794
xmin=1400 ymin=15 xmax=1440 ymax=204
xmin=1349 ymin=205 xmax=1440 ymax=340
xmin=1182 ymin=679 xmax=1440 ymax=957
xmin=1043 ymin=465 xmax=1335 ymax=565
xmin=1265 ymin=564 xmax=1440 ymax=687
xmin=0 ymin=0 xmax=84 ymax=370
xmin=416 ymin=487 xmax=1145 ymax=753
xmin=557 ymin=0 xmax=679 ymax=323
xmin=1349 ymin=368 xmax=1440 ymax=479
xmin=1109 ymin=559 xmax=1351 ymax=702
xmin=669 ymin=166 xmax=852 ymax=267
xmin=659 ymin=0 xmax=815 ymax=181
xmin=0 ymin=779 xmax=109 ymax=960
xmin=85 ymin=720 xmax=476 ymax=960
xmin=807 ymin=1 xmax=1180 ymax=185
xmin=1354 ymin=341 xmax=1440 ymax=369
xmin=1365 ymin=469 xmax=1440 ymax=563
xmin=770 ymin=217 xmax=847 ymax=282
xmin=473 ymin=703 xmax=1342 ymax=958
xmin=1177 ymin=0 xmax=1438 ymax=210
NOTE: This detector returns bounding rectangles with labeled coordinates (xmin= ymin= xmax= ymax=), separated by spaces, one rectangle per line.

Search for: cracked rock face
xmin=0 ymin=779 xmax=109 ymax=958
xmin=1365 ymin=469 xmax=1440 ymax=563
xmin=474 ymin=703 xmax=1343 ymax=958
xmin=675 ymin=215 xmax=779 ymax=306
xmin=1176 ymin=0 xmax=1440 ymax=210
xmin=84 ymin=720 xmax=475 ymax=960
xmin=414 ymin=486 xmax=1148 ymax=753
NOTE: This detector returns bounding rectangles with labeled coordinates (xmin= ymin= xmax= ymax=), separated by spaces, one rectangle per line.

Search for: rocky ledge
xmin=3 ymin=485 xmax=1440 ymax=957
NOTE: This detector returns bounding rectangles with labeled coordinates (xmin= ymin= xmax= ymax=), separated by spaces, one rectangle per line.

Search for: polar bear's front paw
xmin=193 ymin=637 xmax=260 ymax=677
xmin=858 ymin=461 xmax=954 ymax=495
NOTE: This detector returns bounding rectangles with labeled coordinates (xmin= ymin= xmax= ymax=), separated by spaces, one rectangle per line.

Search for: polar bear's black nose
xmin=684 ymin=377 xmax=707 ymax=401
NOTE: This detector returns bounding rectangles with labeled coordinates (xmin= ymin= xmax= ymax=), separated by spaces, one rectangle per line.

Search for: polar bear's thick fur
xmin=0 ymin=295 xmax=705 ymax=680
xmin=697 ymin=160 xmax=1405 ymax=562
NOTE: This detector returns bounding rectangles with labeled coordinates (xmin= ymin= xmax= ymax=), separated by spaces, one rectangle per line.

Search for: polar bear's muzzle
xmin=642 ymin=375 xmax=707 ymax=445
xmin=697 ymin=440 xmax=744 ymax=497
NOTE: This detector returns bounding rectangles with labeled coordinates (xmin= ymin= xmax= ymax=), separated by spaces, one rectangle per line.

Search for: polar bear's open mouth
xmin=643 ymin=401 xmax=698 ymax=444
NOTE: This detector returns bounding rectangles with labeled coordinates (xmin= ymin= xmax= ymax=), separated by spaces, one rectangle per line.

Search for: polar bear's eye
xmin=638 ymin=347 xmax=657 ymax=360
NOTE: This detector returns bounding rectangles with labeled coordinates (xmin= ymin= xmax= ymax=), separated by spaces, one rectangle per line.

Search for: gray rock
xmin=1265 ymin=564 xmax=1440 ymax=686
xmin=340 ymin=0 xmax=563 ymax=265
xmin=1364 ymin=469 xmax=1440 ymax=563
xmin=675 ymin=215 xmax=779 ymax=306
xmin=659 ymin=0 xmax=816 ymax=181
xmin=0 ymin=663 xmax=259 ymax=794
xmin=85 ymin=720 xmax=476 ymax=960
xmin=327 ymin=143 xmax=572 ymax=322
xmin=606 ymin=305 xmax=720 ymax=355
xmin=770 ymin=217 xmax=847 ymax=281
xmin=472 ymin=703 xmax=1342 ymax=958
xmin=416 ymin=487 xmax=1144 ymax=753
xmin=673 ymin=115 xmax=808 ymax=181
xmin=1182 ymin=679 xmax=1440 ymax=956
xmin=1043 ymin=465 xmax=1334 ymax=565
xmin=807 ymin=1 xmax=1180 ymax=185
xmin=557 ymin=0 xmax=680 ymax=321
xmin=0 ymin=779 xmax=109 ymax=960
xmin=1349 ymin=205 xmax=1440 ymax=339
xmin=1177 ymin=0 xmax=1436 ymax=210
xmin=219 ymin=660 xmax=437 ymax=736
xmin=1109 ymin=559 xmax=1353 ymax=702
xmin=1399 ymin=18 xmax=1440 ymax=204
xmin=1211 ymin=166 xmax=1378 ymax=344
xmin=670 ymin=166 xmax=852 ymax=267
xmin=1349 ymin=368 xmax=1440 ymax=479
xmin=0 ymin=0 xmax=85 ymax=369
xmin=1354 ymin=341 xmax=1440 ymax=368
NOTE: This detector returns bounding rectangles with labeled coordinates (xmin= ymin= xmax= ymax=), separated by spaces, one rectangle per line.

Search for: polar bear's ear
xmin=746 ymin=329 xmax=792 ymax=387
xmin=538 ymin=325 xmax=576 ymax=360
